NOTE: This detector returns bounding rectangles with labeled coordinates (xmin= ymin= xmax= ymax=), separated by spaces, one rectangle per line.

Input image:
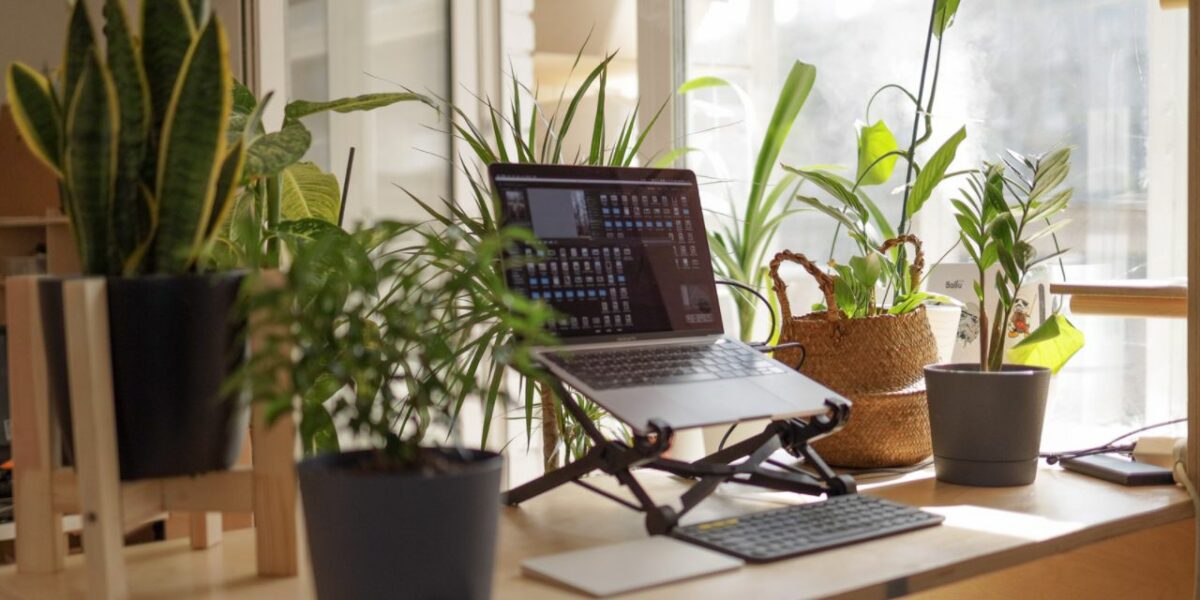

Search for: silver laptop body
xmin=491 ymin=164 xmax=844 ymax=433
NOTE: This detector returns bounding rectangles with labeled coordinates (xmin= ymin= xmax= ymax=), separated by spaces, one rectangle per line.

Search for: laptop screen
xmin=491 ymin=164 xmax=723 ymax=342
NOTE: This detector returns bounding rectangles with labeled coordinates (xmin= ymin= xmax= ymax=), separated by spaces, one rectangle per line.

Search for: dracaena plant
xmin=695 ymin=60 xmax=817 ymax=341
xmin=242 ymin=219 xmax=555 ymax=460
xmin=209 ymin=84 xmax=435 ymax=270
xmin=6 ymin=0 xmax=240 ymax=275
xmin=953 ymin=147 xmax=1081 ymax=372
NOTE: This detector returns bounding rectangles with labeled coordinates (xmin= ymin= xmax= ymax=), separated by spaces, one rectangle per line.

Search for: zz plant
xmin=953 ymin=147 xmax=1081 ymax=372
xmin=7 ymin=0 xmax=239 ymax=275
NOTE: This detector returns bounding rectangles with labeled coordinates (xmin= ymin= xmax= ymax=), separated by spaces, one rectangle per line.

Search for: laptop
xmin=491 ymin=164 xmax=844 ymax=433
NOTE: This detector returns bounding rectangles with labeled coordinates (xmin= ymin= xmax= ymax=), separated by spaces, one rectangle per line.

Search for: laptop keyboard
xmin=545 ymin=341 xmax=786 ymax=390
xmin=673 ymin=494 xmax=944 ymax=563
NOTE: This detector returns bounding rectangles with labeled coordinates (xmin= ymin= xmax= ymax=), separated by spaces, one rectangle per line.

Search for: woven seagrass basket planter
xmin=769 ymin=235 xmax=939 ymax=468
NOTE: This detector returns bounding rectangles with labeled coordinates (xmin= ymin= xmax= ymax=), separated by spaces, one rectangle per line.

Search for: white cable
xmin=1172 ymin=459 xmax=1200 ymax=600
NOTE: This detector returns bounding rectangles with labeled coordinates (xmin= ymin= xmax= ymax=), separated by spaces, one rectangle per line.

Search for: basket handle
xmin=877 ymin=234 xmax=925 ymax=293
xmin=769 ymin=250 xmax=839 ymax=323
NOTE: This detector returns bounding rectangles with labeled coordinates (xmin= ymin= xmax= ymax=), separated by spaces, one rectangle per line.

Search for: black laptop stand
xmin=502 ymin=374 xmax=857 ymax=535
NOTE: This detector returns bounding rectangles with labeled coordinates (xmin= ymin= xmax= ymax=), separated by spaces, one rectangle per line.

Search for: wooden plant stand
xmin=5 ymin=276 xmax=297 ymax=599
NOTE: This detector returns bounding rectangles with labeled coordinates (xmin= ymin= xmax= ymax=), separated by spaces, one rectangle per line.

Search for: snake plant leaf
xmin=65 ymin=53 xmax=119 ymax=275
xmin=906 ymin=125 xmax=966 ymax=219
xmin=205 ymin=139 xmax=246 ymax=243
xmin=5 ymin=64 xmax=62 ymax=176
xmin=103 ymin=0 xmax=152 ymax=269
xmin=244 ymin=119 xmax=311 ymax=177
xmin=62 ymin=0 xmax=96 ymax=110
xmin=154 ymin=17 xmax=231 ymax=273
xmin=1007 ymin=314 xmax=1084 ymax=374
xmin=855 ymin=120 xmax=899 ymax=186
xmin=280 ymin=162 xmax=340 ymax=223
xmin=142 ymin=0 xmax=196 ymax=131
xmin=284 ymin=92 xmax=436 ymax=121
xmin=122 ymin=183 xmax=159 ymax=275
xmin=933 ymin=0 xmax=960 ymax=39
xmin=649 ymin=146 xmax=696 ymax=169
xmin=186 ymin=0 xmax=211 ymax=25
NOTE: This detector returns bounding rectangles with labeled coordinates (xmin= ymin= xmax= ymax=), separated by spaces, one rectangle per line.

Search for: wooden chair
xmin=6 ymin=275 xmax=297 ymax=599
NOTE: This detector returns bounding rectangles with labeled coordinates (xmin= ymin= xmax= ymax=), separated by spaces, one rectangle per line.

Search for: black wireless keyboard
xmin=673 ymin=494 xmax=943 ymax=563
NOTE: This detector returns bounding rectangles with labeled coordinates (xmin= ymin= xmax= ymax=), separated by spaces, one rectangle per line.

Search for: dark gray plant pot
xmin=38 ymin=273 xmax=248 ymax=480
xmin=924 ymin=363 xmax=1051 ymax=486
xmin=298 ymin=448 xmax=504 ymax=600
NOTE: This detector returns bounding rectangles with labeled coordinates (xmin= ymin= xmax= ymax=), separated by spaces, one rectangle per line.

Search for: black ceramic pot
xmin=924 ymin=363 xmax=1051 ymax=486
xmin=38 ymin=277 xmax=79 ymax=466
xmin=298 ymin=448 xmax=504 ymax=600
xmin=38 ymin=273 xmax=248 ymax=480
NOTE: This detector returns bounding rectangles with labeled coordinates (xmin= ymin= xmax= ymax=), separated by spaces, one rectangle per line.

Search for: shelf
xmin=1050 ymin=280 xmax=1188 ymax=318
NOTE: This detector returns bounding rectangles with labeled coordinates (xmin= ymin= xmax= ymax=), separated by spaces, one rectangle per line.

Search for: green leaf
xmin=245 ymin=120 xmax=312 ymax=177
xmin=203 ymin=139 xmax=246 ymax=245
xmin=280 ymin=162 xmax=340 ymax=223
xmin=64 ymin=53 xmax=118 ymax=275
xmin=153 ymin=17 xmax=232 ymax=273
xmin=748 ymin=61 xmax=816 ymax=217
xmin=5 ymin=63 xmax=62 ymax=176
xmin=676 ymin=75 xmax=731 ymax=94
xmin=142 ymin=0 xmax=196 ymax=130
xmin=933 ymin=0 xmax=960 ymax=38
xmin=855 ymin=120 xmax=899 ymax=186
xmin=284 ymin=92 xmax=435 ymax=120
xmin=62 ymin=0 xmax=97 ymax=110
xmin=649 ymin=146 xmax=696 ymax=168
xmin=1007 ymin=314 xmax=1084 ymax=374
xmin=103 ymin=0 xmax=152 ymax=270
xmin=186 ymin=0 xmax=211 ymax=25
xmin=906 ymin=126 xmax=966 ymax=219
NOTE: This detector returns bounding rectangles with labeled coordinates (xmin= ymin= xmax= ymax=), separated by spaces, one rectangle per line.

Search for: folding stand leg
xmin=63 ymin=279 xmax=128 ymax=599
xmin=503 ymin=445 xmax=611 ymax=505
xmin=8 ymin=276 xmax=66 ymax=573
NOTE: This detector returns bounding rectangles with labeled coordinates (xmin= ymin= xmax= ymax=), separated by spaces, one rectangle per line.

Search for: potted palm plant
xmin=6 ymin=0 xmax=247 ymax=478
xmin=926 ymin=147 xmax=1082 ymax=486
xmin=244 ymin=219 xmax=553 ymax=599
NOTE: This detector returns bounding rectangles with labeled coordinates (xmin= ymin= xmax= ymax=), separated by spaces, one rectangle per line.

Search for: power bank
xmin=1059 ymin=454 xmax=1175 ymax=486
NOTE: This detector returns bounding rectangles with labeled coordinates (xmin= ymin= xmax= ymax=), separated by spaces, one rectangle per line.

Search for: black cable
xmin=1040 ymin=417 xmax=1186 ymax=465
xmin=714 ymin=279 xmax=776 ymax=347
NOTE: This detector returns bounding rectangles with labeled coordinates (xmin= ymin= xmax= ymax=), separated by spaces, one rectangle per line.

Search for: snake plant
xmin=6 ymin=0 xmax=237 ymax=275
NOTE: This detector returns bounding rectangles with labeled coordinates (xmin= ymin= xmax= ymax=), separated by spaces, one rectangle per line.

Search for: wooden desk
xmin=1050 ymin=280 xmax=1188 ymax=318
xmin=0 ymin=466 xmax=1190 ymax=599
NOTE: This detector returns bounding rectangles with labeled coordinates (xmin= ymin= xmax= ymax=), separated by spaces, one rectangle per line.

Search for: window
xmin=286 ymin=0 xmax=451 ymax=224
xmin=682 ymin=0 xmax=1188 ymax=448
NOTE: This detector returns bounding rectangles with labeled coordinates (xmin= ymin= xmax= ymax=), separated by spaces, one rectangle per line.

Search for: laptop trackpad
xmin=685 ymin=379 xmax=789 ymax=422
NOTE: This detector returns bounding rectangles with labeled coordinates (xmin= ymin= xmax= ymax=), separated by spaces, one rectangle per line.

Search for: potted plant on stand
xmin=6 ymin=0 xmax=250 ymax=478
xmin=926 ymin=147 xmax=1083 ymax=486
xmin=244 ymin=220 xmax=553 ymax=599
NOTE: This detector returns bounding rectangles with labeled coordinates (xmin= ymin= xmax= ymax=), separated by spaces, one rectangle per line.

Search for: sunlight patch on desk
xmin=925 ymin=505 xmax=1086 ymax=541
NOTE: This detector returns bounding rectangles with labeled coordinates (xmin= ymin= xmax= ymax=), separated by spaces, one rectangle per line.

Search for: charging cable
xmin=1041 ymin=417 xmax=1187 ymax=465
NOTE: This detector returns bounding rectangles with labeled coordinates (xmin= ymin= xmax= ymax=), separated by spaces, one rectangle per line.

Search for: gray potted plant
xmin=243 ymin=219 xmax=553 ymax=599
xmin=6 ymin=0 xmax=251 ymax=478
xmin=925 ymin=147 xmax=1083 ymax=486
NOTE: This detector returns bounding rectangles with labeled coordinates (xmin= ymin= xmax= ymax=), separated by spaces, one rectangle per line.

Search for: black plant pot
xmin=298 ymin=448 xmax=504 ymax=600
xmin=39 ymin=273 xmax=248 ymax=480
xmin=925 ymin=364 xmax=1051 ymax=486
xmin=38 ymin=276 xmax=80 ymax=467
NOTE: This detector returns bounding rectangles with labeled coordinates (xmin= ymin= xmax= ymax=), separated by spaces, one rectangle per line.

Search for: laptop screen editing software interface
xmin=493 ymin=166 xmax=723 ymax=340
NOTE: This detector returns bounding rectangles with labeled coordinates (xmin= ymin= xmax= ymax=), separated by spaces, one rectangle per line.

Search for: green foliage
xmin=6 ymin=0 xmax=238 ymax=275
xmin=952 ymin=147 xmax=1075 ymax=371
xmin=243 ymin=222 xmax=556 ymax=459
xmin=411 ymin=48 xmax=689 ymax=459
xmin=1007 ymin=314 xmax=1084 ymax=374
xmin=209 ymin=83 xmax=433 ymax=270
xmin=783 ymin=0 xmax=965 ymax=316
xmin=704 ymin=60 xmax=817 ymax=341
